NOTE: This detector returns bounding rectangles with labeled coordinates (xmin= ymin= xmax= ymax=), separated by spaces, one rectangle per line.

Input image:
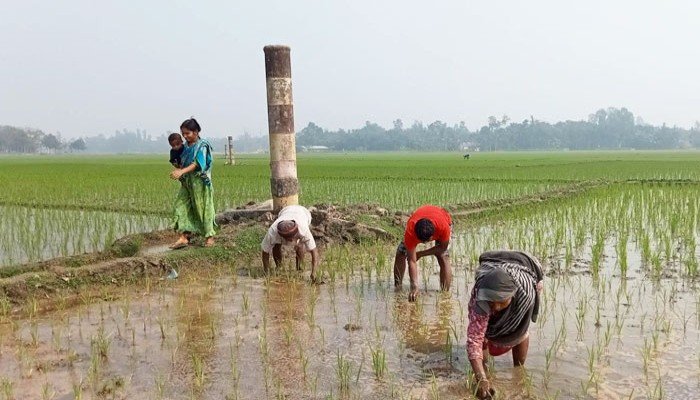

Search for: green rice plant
xmin=91 ymin=327 xmax=111 ymax=359
xmin=649 ymin=373 xmax=664 ymax=400
xmin=616 ymin=232 xmax=629 ymax=278
xmin=641 ymin=337 xmax=653 ymax=374
xmin=370 ymin=346 xmax=387 ymax=379
xmin=0 ymin=297 xmax=10 ymax=319
xmin=41 ymin=383 xmax=55 ymax=400
xmin=297 ymin=343 xmax=309 ymax=381
xmin=575 ymin=298 xmax=587 ymax=341
xmin=650 ymin=253 xmax=662 ymax=277
xmin=640 ymin=233 xmax=652 ymax=264
xmin=153 ymin=374 xmax=165 ymax=400
xmin=192 ymin=353 xmax=205 ymax=390
xmin=684 ymin=235 xmax=698 ymax=277
xmin=429 ymin=373 xmax=439 ymax=400
xmin=156 ymin=317 xmax=166 ymax=340
xmin=87 ymin=352 xmax=101 ymax=390
xmin=16 ymin=345 xmax=35 ymax=379
xmin=29 ymin=321 xmax=39 ymax=347
xmin=590 ymin=231 xmax=605 ymax=281
xmin=520 ymin=367 xmax=535 ymax=397
xmin=335 ymin=351 xmax=351 ymax=394
xmin=241 ymin=291 xmax=250 ymax=315
xmin=1 ymin=377 xmax=14 ymax=400
xmin=72 ymin=376 xmax=84 ymax=400
xmin=543 ymin=342 xmax=555 ymax=386
xmin=51 ymin=324 xmax=62 ymax=352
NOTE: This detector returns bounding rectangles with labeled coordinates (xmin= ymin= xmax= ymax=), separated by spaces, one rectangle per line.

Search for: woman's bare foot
xmin=204 ymin=237 xmax=215 ymax=247
xmin=169 ymin=235 xmax=189 ymax=249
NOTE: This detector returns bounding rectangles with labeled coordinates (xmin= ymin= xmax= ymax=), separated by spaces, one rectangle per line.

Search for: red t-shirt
xmin=403 ymin=205 xmax=452 ymax=251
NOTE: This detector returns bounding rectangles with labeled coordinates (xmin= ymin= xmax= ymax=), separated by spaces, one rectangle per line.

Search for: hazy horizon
xmin=2 ymin=1 xmax=699 ymax=139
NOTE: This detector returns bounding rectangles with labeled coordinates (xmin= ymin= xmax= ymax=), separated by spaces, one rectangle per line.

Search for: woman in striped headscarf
xmin=467 ymin=250 xmax=544 ymax=399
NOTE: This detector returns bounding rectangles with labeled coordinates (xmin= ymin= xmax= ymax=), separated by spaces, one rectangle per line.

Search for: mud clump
xmin=108 ymin=236 xmax=143 ymax=258
xmin=343 ymin=323 xmax=362 ymax=331
xmin=309 ymin=205 xmax=392 ymax=244
xmin=222 ymin=201 xmax=405 ymax=245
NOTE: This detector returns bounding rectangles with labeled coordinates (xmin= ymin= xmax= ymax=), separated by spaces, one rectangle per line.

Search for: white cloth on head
xmin=261 ymin=205 xmax=316 ymax=253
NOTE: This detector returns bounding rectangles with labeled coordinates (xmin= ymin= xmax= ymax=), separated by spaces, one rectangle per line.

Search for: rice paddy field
xmin=0 ymin=150 xmax=699 ymax=399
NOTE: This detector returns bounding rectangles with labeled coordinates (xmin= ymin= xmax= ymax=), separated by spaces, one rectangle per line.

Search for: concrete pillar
xmin=264 ymin=45 xmax=298 ymax=210
xmin=227 ymin=135 xmax=234 ymax=165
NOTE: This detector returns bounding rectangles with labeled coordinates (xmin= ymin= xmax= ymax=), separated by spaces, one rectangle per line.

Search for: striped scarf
xmin=475 ymin=251 xmax=543 ymax=345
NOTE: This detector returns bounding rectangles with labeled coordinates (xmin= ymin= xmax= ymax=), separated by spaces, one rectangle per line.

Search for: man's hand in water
xmin=408 ymin=285 xmax=419 ymax=302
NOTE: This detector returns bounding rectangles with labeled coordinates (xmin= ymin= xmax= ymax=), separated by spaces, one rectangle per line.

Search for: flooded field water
xmin=0 ymin=247 xmax=698 ymax=400
xmin=0 ymin=185 xmax=698 ymax=399
xmin=0 ymin=206 xmax=168 ymax=266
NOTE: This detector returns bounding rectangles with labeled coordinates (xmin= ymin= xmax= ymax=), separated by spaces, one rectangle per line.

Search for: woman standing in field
xmin=169 ymin=118 xmax=217 ymax=248
xmin=467 ymin=250 xmax=544 ymax=399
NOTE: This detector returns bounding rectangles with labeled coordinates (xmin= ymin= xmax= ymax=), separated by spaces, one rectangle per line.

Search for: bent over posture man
xmin=394 ymin=205 xmax=453 ymax=301
xmin=261 ymin=205 xmax=320 ymax=282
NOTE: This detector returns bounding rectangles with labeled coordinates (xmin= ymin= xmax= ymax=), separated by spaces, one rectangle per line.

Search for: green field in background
xmin=2 ymin=151 xmax=699 ymax=214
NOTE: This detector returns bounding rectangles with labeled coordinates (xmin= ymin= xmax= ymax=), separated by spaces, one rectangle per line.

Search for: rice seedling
xmin=298 ymin=344 xmax=310 ymax=381
xmin=1 ymin=378 xmax=14 ymax=400
xmin=191 ymin=353 xmax=205 ymax=390
xmin=429 ymin=373 xmax=439 ymax=400
xmin=370 ymin=346 xmax=387 ymax=379
xmin=72 ymin=376 xmax=84 ymax=400
xmin=641 ymin=337 xmax=653 ymax=374
xmin=575 ymin=298 xmax=587 ymax=341
xmin=51 ymin=324 xmax=62 ymax=352
xmin=41 ymin=383 xmax=55 ymax=400
xmin=0 ymin=297 xmax=10 ymax=320
xmin=29 ymin=321 xmax=39 ymax=347
xmin=335 ymin=351 xmax=351 ymax=394
xmin=241 ymin=291 xmax=250 ymax=316
xmin=156 ymin=316 xmax=166 ymax=340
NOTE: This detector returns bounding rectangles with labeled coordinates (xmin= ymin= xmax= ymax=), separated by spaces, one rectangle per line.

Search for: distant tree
xmin=500 ymin=114 xmax=510 ymax=127
xmin=69 ymin=138 xmax=86 ymax=152
xmin=0 ymin=125 xmax=43 ymax=153
xmin=691 ymin=122 xmax=700 ymax=147
xmin=487 ymin=116 xmax=501 ymax=131
xmin=41 ymin=133 xmax=63 ymax=151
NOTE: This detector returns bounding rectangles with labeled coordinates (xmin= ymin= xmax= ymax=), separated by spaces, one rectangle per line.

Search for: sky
xmin=1 ymin=0 xmax=699 ymax=139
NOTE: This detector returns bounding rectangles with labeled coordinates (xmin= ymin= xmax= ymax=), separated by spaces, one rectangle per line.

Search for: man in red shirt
xmin=394 ymin=205 xmax=453 ymax=301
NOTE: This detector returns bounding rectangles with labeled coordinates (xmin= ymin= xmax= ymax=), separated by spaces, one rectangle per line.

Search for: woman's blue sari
xmin=181 ymin=138 xmax=213 ymax=186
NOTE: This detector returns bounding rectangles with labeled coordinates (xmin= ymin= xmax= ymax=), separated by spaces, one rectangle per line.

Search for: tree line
xmin=0 ymin=126 xmax=265 ymax=155
xmin=2 ymin=108 xmax=699 ymax=154
xmin=0 ymin=126 xmax=86 ymax=153
xmin=297 ymin=108 xmax=700 ymax=151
